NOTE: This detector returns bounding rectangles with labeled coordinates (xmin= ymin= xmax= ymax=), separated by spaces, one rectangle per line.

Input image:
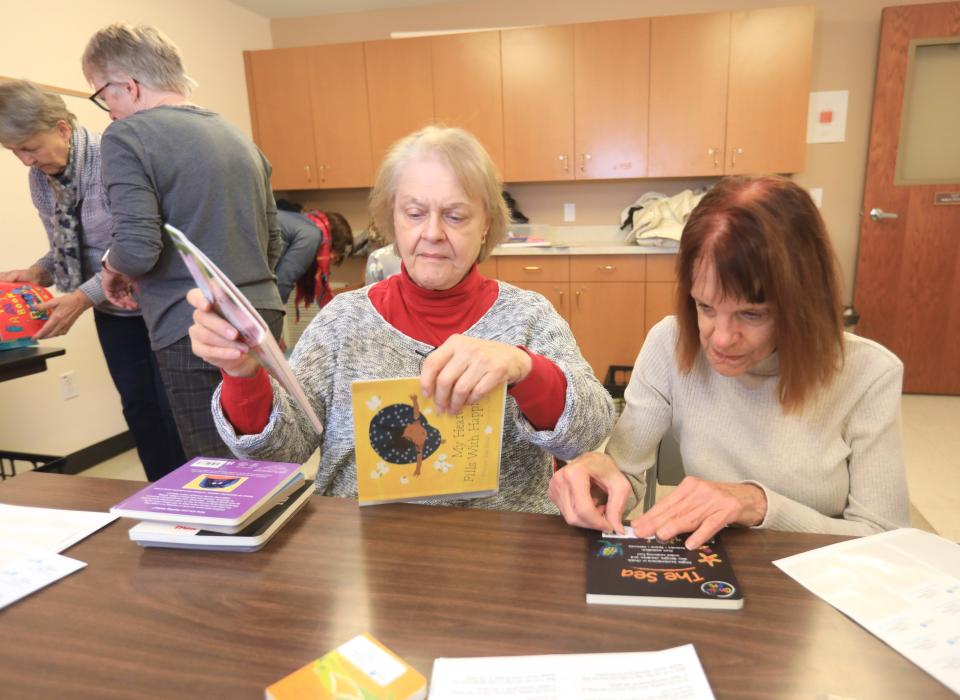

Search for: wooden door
xmin=432 ymin=31 xmax=505 ymax=175
xmin=644 ymin=254 xmax=678 ymax=336
xmin=648 ymin=12 xmax=730 ymax=177
xmin=244 ymin=48 xmax=318 ymax=190
xmin=570 ymin=282 xmax=646 ymax=378
xmin=501 ymin=26 xmax=575 ymax=182
xmin=307 ymin=43 xmax=374 ymax=189
xmin=574 ymin=19 xmax=649 ymax=180
xmin=726 ymin=6 xmax=814 ymax=175
xmin=365 ymin=37 xmax=435 ymax=170
xmin=854 ymin=2 xmax=960 ymax=394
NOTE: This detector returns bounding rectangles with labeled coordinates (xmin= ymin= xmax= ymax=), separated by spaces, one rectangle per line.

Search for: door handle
xmin=869 ymin=208 xmax=899 ymax=221
xmin=523 ymin=265 xmax=541 ymax=272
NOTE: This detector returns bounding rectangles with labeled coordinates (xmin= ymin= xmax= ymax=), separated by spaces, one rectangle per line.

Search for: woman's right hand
xmin=0 ymin=266 xmax=49 ymax=286
xmin=186 ymin=288 xmax=260 ymax=377
xmin=549 ymin=452 xmax=633 ymax=534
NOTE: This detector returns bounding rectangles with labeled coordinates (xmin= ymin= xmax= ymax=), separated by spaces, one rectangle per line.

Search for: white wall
xmin=0 ymin=0 xmax=272 ymax=455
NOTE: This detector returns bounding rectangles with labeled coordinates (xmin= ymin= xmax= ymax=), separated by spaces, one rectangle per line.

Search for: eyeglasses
xmin=88 ymin=79 xmax=138 ymax=112
xmin=88 ymin=83 xmax=114 ymax=112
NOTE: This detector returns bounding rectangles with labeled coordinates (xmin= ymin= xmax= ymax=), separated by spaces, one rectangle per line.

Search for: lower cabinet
xmin=492 ymin=253 xmax=677 ymax=379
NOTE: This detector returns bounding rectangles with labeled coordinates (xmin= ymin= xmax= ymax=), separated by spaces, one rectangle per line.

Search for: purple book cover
xmin=111 ymin=457 xmax=302 ymax=526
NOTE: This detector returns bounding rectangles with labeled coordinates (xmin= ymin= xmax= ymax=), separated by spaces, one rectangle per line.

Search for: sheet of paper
xmin=429 ymin=644 xmax=715 ymax=700
xmin=0 ymin=540 xmax=86 ymax=610
xmin=0 ymin=503 xmax=117 ymax=552
xmin=774 ymin=528 xmax=960 ymax=695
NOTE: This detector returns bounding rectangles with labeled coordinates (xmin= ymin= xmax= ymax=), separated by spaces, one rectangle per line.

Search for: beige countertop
xmin=491 ymin=225 xmax=678 ymax=256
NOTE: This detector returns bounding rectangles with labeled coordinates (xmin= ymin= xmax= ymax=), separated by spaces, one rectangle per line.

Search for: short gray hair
xmin=82 ymin=23 xmax=197 ymax=96
xmin=369 ymin=125 xmax=510 ymax=262
xmin=0 ymin=80 xmax=75 ymax=145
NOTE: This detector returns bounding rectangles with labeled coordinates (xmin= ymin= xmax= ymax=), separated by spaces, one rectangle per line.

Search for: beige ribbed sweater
xmin=608 ymin=316 xmax=910 ymax=535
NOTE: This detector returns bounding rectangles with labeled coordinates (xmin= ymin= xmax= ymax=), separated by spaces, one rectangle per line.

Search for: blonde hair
xmin=82 ymin=23 xmax=197 ymax=96
xmin=0 ymin=80 xmax=74 ymax=145
xmin=368 ymin=126 xmax=509 ymax=262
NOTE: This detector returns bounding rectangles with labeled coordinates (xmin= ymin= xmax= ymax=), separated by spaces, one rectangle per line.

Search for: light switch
xmin=563 ymin=203 xmax=576 ymax=222
xmin=808 ymin=187 xmax=823 ymax=208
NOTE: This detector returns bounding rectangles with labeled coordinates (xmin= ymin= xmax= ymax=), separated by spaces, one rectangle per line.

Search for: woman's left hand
xmin=420 ymin=334 xmax=532 ymax=415
xmin=33 ymin=290 xmax=94 ymax=339
xmin=630 ymin=476 xmax=768 ymax=550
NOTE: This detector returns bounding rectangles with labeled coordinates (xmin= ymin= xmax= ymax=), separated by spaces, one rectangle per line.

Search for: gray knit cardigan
xmin=213 ymin=282 xmax=616 ymax=514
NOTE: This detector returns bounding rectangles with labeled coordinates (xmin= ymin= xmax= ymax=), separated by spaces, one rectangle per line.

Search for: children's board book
xmin=164 ymin=223 xmax=323 ymax=436
xmin=350 ymin=377 xmax=505 ymax=506
xmin=128 ymin=479 xmax=314 ymax=552
xmin=586 ymin=526 xmax=743 ymax=610
xmin=0 ymin=282 xmax=53 ymax=350
xmin=265 ymin=632 xmax=426 ymax=700
xmin=111 ymin=457 xmax=304 ymax=534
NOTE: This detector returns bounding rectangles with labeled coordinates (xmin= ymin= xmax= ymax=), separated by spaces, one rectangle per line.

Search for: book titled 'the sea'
xmin=586 ymin=527 xmax=743 ymax=610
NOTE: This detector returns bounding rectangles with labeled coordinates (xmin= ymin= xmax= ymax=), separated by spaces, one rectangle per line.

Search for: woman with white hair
xmin=81 ymin=23 xmax=283 ymax=459
xmin=187 ymin=126 xmax=616 ymax=513
xmin=0 ymin=79 xmax=184 ymax=480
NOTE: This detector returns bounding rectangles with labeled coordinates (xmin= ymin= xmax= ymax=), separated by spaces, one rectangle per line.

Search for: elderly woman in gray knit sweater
xmin=188 ymin=126 xmax=615 ymax=513
xmin=551 ymin=175 xmax=910 ymax=547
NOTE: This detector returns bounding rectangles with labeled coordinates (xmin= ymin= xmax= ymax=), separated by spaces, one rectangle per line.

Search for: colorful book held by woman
xmin=111 ymin=457 xmax=304 ymax=534
xmin=0 ymin=282 xmax=53 ymax=350
xmin=351 ymin=377 xmax=505 ymax=506
xmin=586 ymin=527 xmax=744 ymax=609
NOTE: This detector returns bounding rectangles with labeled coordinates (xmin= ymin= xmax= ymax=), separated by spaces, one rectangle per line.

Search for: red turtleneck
xmin=221 ymin=265 xmax=567 ymax=434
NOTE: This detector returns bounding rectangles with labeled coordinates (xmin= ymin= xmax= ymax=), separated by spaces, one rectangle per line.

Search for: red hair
xmin=675 ymin=176 xmax=844 ymax=412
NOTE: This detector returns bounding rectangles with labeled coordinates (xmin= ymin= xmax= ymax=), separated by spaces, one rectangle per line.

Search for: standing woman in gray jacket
xmin=0 ymin=79 xmax=184 ymax=480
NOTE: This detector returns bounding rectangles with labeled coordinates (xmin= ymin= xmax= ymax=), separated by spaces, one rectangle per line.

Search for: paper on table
xmin=164 ymin=224 xmax=323 ymax=436
xmin=774 ymin=528 xmax=960 ymax=695
xmin=0 ymin=540 xmax=86 ymax=610
xmin=0 ymin=504 xmax=117 ymax=553
xmin=429 ymin=644 xmax=715 ymax=700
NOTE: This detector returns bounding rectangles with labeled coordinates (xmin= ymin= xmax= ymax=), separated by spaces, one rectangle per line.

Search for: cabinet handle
xmin=556 ymin=288 xmax=564 ymax=304
xmin=579 ymin=153 xmax=591 ymax=173
xmin=731 ymin=147 xmax=743 ymax=168
xmin=707 ymin=148 xmax=720 ymax=169
xmin=523 ymin=265 xmax=541 ymax=272
xmin=319 ymin=164 xmax=326 ymax=183
xmin=304 ymin=164 xmax=312 ymax=181
xmin=575 ymin=287 xmax=584 ymax=308
xmin=559 ymin=154 xmax=569 ymax=173
xmin=598 ymin=265 xmax=617 ymax=272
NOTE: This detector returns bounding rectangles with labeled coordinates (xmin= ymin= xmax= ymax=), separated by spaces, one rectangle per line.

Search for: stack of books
xmin=111 ymin=457 xmax=312 ymax=552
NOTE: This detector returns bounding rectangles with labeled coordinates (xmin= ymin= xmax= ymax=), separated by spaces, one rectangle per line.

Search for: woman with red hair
xmin=550 ymin=175 xmax=910 ymax=547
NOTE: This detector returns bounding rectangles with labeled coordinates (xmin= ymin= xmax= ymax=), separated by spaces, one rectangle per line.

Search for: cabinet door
xmin=501 ymin=26 xmax=575 ymax=182
xmin=432 ymin=31 xmax=505 ymax=174
xmin=570 ymin=282 xmax=646 ymax=378
xmin=244 ymin=48 xmax=318 ymax=189
xmin=574 ymin=19 xmax=650 ymax=180
xmin=648 ymin=12 xmax=730 ymax=177
xmin=365 ymin=37 xmax=435 ymax=169
xmin=726 ymin=6 xmax=814 ymax=174
xmin=509 ymin=281 xmax=570 ymax=322
xmin=307 ymin=43 xmax=374 ymax=188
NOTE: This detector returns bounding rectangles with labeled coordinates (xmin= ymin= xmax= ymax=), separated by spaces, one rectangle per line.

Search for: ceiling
xmin=227 ymin=0 xmax=473 ymax=19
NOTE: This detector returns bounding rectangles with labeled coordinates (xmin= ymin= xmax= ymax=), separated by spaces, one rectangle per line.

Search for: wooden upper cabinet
xmin=431 ymin=31 xmax=505 ymax=175
xmin=501 ymin=25 xmax=575 ymax=182
xmin=244 ymin=48 xmax=318 ymax=189
xmin=726 ymin=6 xmax=814 ymax=174
xmin=307 ymin=43 xmax=373 ymax=188
xmin=574 ymin=19 xmax=650 ymax=180
xmin=364 ymin=37 xmax=435 ymax=170
xmin=648 ymin=12 xmax=731 ymax=177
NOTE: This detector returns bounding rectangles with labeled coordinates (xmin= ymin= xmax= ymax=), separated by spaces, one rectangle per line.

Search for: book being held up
xmin=266 ymin=632 xmax=426 ymax=700
xmin=350 ymin=377 xmax=506 ymax=506
xmin=164 ymin=223 xmax=323 ymax=436
xmin=112 ymin=457 xmax=304 ymax=535
xmin=586 ymin=526 xmax=743 ymax=610
xmin=0 ymin=282 xmax=53 ymax=350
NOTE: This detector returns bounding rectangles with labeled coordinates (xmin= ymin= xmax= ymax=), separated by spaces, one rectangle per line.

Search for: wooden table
xmin=0 ymin=472 xmax=950 ymax=699
xmin=0 ymin=345 xmax=65 ymax=383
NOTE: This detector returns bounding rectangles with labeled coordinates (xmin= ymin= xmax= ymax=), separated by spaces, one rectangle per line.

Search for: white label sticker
xmin=338 ymin=635 xmax=406 ymax=686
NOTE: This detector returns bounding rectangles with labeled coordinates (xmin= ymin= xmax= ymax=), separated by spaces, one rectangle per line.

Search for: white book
xmin=129 ymin=480 xmax=313 ymax=552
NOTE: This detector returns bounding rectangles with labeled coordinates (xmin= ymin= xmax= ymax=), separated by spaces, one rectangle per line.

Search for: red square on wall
xmin=819 ymin=110 xmax=834 ymax=124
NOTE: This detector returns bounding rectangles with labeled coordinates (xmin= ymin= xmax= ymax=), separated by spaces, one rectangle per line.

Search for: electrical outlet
xmin=563 ymin=202 xmax=576 ymax=222
xmin=60 ymin=370 xmax=79 ymax=400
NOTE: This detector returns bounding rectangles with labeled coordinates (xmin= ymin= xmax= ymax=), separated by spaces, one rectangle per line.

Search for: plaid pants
xmin=154 ymin=310 xmax=284 ymax=461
